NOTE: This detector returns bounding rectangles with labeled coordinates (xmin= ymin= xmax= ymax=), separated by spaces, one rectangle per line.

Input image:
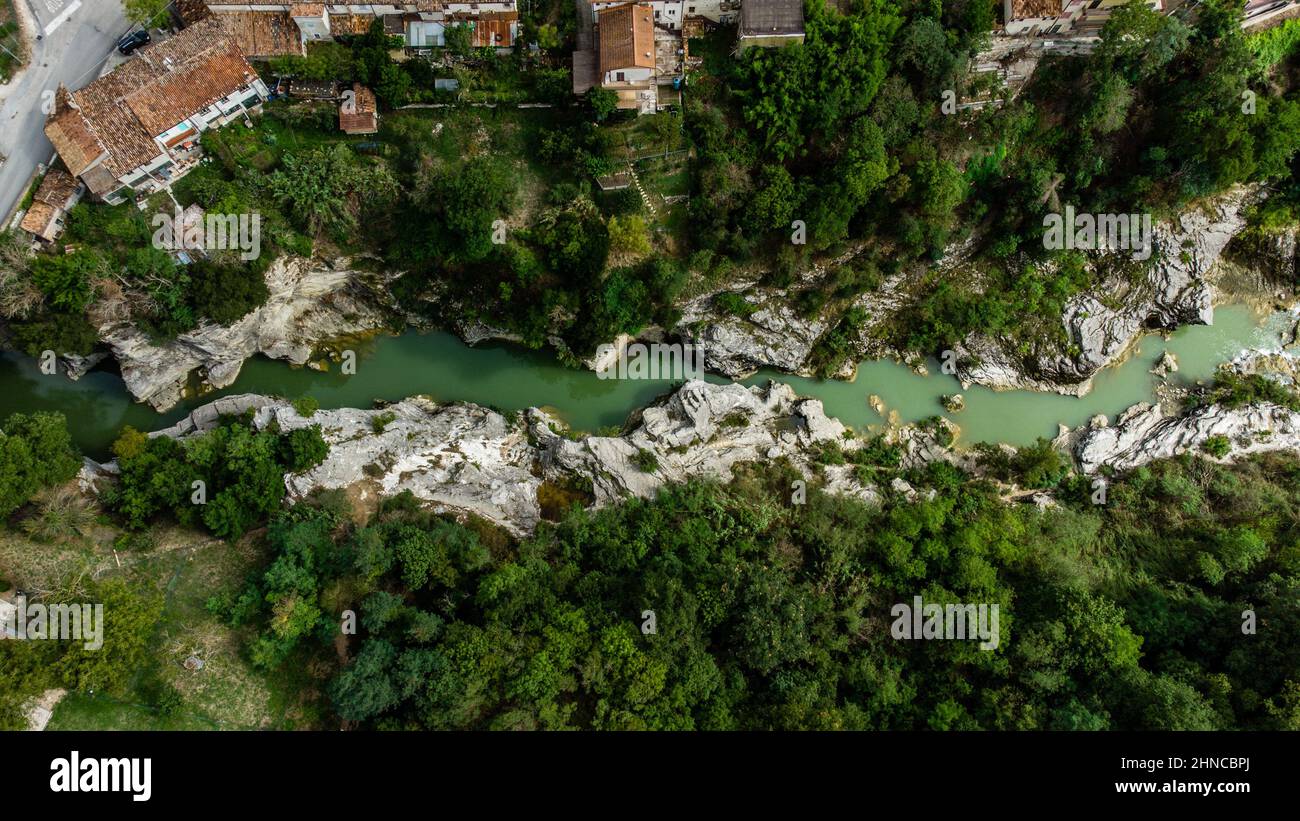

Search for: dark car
xmin=117 ymin=29 xmax=151 ymax=56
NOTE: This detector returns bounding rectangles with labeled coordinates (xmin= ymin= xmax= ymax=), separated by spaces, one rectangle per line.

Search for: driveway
xmin=0 ymin=0 xmax=130 ymax=221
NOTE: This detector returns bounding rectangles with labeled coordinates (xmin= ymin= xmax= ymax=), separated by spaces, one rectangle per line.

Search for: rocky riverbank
xmin=667 ymin=187 xmax=1267 ymax=395
xmin=77 ymin=373 xmax=1300 ymax=534
xmin=83 ymin=380 xmax=957 ymax=536
xmin=1071 ymin=400 xmax=1300 ymax=474
xmin=87 ymin=256 xmax=403 ymax=411
xmin=74 ymin=184 xmax=1287 ymax=415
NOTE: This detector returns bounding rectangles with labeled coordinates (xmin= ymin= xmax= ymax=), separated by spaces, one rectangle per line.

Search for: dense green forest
xmin=3 ymin=404 xmax=1300 ymax=730
xmin=213 ymin=453 xmax=1300 ymax=730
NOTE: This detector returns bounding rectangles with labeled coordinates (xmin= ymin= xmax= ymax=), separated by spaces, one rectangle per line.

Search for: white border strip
xmin=40 ymin=0 xmax=82 ymax=37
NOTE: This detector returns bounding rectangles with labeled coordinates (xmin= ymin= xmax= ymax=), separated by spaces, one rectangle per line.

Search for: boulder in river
xmin=1150 ymin=350 xmax=1179 ymax=377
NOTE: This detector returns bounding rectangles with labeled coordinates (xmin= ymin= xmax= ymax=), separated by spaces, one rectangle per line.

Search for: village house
xmin=18 ymin=169 xmax=81 ymax=243
xmin=1001 ymin=1 xmax=1165 ymax=38
xmin=594 ymin=3 xmax=658 ymax=114
xmin=736 ymin=0 xmax=805 ymax=51
xmin=339 ymin=83 xmax=380 ymax=133
xmin=587 ymin=0 xmax=737 ymax=30
xmin=43 ymin=16 xmax=269 ymax=205
xmin=187 ymin=1 xmax=523 ymax=55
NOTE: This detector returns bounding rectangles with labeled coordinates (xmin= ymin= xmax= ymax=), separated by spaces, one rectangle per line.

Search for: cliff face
xmin=957 ymin=188 xmax=1256 ymax=395
xmin=95 ymin=257 xmax=401 ymax=411
xmin=670 ymin=188 xmax=1260 ymax=394
xmin=1074 ymin=401 xmax=1300 ymax=474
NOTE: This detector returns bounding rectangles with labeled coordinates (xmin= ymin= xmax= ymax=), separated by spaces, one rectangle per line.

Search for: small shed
xmin=339 ymin=83 xmax=379 ymax=135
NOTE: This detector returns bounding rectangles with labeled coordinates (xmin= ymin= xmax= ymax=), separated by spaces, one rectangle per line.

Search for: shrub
xmin=293 ymin=396 xmax=320 ymax=418
xmin=633 ymin=448 xmax=659 ymax=472
xmin=372 ymin=411 xmax=397 ymax=434
xmin=0 ymin=411 xmax=81 ymax=519
xmin=280 ymin=426 xmax=330 ymax=473
xmin=20 ymin=486 xmax=96 ymax=543
xmin=714 ymin=291 xmax=756 ymax=318
xmin=1201 ymin=435 xmax=1232 ymax=458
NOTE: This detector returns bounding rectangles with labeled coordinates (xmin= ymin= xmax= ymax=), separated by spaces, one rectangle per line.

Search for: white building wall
xmin=603 ymin=66 xmax=654 ymax=85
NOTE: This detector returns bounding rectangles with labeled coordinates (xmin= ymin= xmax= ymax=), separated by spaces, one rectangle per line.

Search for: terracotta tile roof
xmin=333 ymin=14 xmax=379 ymax=36
xmin=126 ymin=43 xmax=261 ymax=135
xmin=31 ymin=169 xmax=79 ymax=210
xmin=598 ymin=3 xmax=654 ymax=75
xmin=45 ymin=86 xmax=106 ymax=177
xmin=176 ymin=0 xmax=212 ymax=24
xmin=461 ymin=11 xmax=517 ymax=47
xmin=19 ymin=203 xmax=60 ymax=240
xmin=215 ymin=11 xmax=305 ymax=58
xmin=289 ymin=3 xmax=325 ymax=16
xmin=339 ymin=83 xmax=379 ymax=133
xmin=44 ymin=17 xmax=262 ymax=184
xmin=1008 ymin=0 xmax=1065 ymax=18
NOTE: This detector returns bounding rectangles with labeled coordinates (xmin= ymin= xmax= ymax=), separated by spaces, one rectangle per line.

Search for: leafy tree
xmin=269 ymin=144 xmax=399 ymax=239
xmin=586 ymin=88 xmax=618 ymax=123
xmin=0 ymin=411 xmax=80 ymax=518
xmin=29 ymin=250 xmax=100 ymax=313
xmin=121 ymin=0 xmax=168 ymax=27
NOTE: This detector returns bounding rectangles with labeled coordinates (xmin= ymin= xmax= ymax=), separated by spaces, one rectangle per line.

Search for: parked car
xmin=117 ymin=29 xmax=151 ymax=56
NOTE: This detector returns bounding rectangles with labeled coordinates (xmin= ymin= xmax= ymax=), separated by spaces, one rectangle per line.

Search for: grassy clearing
xmin=46 ymin=692 xmax=217 ymax=731
xmin=3 ymin=492 xmax=290 ymax=730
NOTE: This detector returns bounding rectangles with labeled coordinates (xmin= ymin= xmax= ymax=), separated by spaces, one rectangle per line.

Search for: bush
xmin=105 ymin=418 xmax=315 ymax=539
xmin=1201 ymin=435 xmax=1232 ymax=458
xmin=1012 ymin=438 xmax=1069 ymax=489
xmin=372 ymin=411 xmax=397 ymax=434
xmin=29 ymin=250 xmax=100 ymax=313
xmin=0 ymin=411 xmax=81 ymax=519
xmin=188 ymin=259 xmax=270 ymax=326
xmin=714 ymin=291 xmax=756 ymax=318
xmin=20 ymin=486 xmax=96 ymax=543
xmin=293 ymin=396 xmax=320 ymax=418
xmin=280 ymin=426 xmax=330 ymax=473
xmin=8 ymin=310 xmax=99 ymax=357
xmin=633 ymin=448 xmax=659 ymax=472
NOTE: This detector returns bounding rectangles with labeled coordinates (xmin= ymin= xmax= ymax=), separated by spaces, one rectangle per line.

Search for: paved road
xmin=0 ymin=0 xmax=130 ymax=221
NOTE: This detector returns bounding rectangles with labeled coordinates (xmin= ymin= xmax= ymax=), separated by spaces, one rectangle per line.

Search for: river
xmin=0 ymin=304 xmax=1293 ymax=459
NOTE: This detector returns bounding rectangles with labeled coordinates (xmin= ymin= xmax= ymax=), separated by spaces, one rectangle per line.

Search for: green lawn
xmin=46 ymin=692 xmax=217 ymax=731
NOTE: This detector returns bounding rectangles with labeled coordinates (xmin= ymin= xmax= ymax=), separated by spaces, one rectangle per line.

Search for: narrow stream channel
xmin=0 ymin=304 xmax=1293 ymax=459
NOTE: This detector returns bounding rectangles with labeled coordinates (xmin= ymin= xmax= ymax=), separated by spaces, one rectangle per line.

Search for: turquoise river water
xmin=0 ymin=304 xmax=1292 ymax=459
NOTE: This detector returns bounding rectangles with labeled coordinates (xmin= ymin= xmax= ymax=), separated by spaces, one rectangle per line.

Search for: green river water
xmin=0 ymin=304 xmax=1293 ymax=459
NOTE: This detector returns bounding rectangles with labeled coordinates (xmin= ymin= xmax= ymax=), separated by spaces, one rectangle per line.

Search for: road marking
xmin=39 ymin=0 xmax=82 ymax=36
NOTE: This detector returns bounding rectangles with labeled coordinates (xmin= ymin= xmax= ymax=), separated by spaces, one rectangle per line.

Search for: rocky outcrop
xmin=536 ymin=379 xmax=851 ymax=504
xmin=677 ymin=287 xmax=831 ymax=379
xmin=957 ymin=187 xmax=1258 ymax=394
xmin=95 ymin=380 xmax=899 ymax=536
xmin=99 ymin=257 xmax=401 ymax=411
xmin=1074 ymin=400 xmax=1300 ymax=474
